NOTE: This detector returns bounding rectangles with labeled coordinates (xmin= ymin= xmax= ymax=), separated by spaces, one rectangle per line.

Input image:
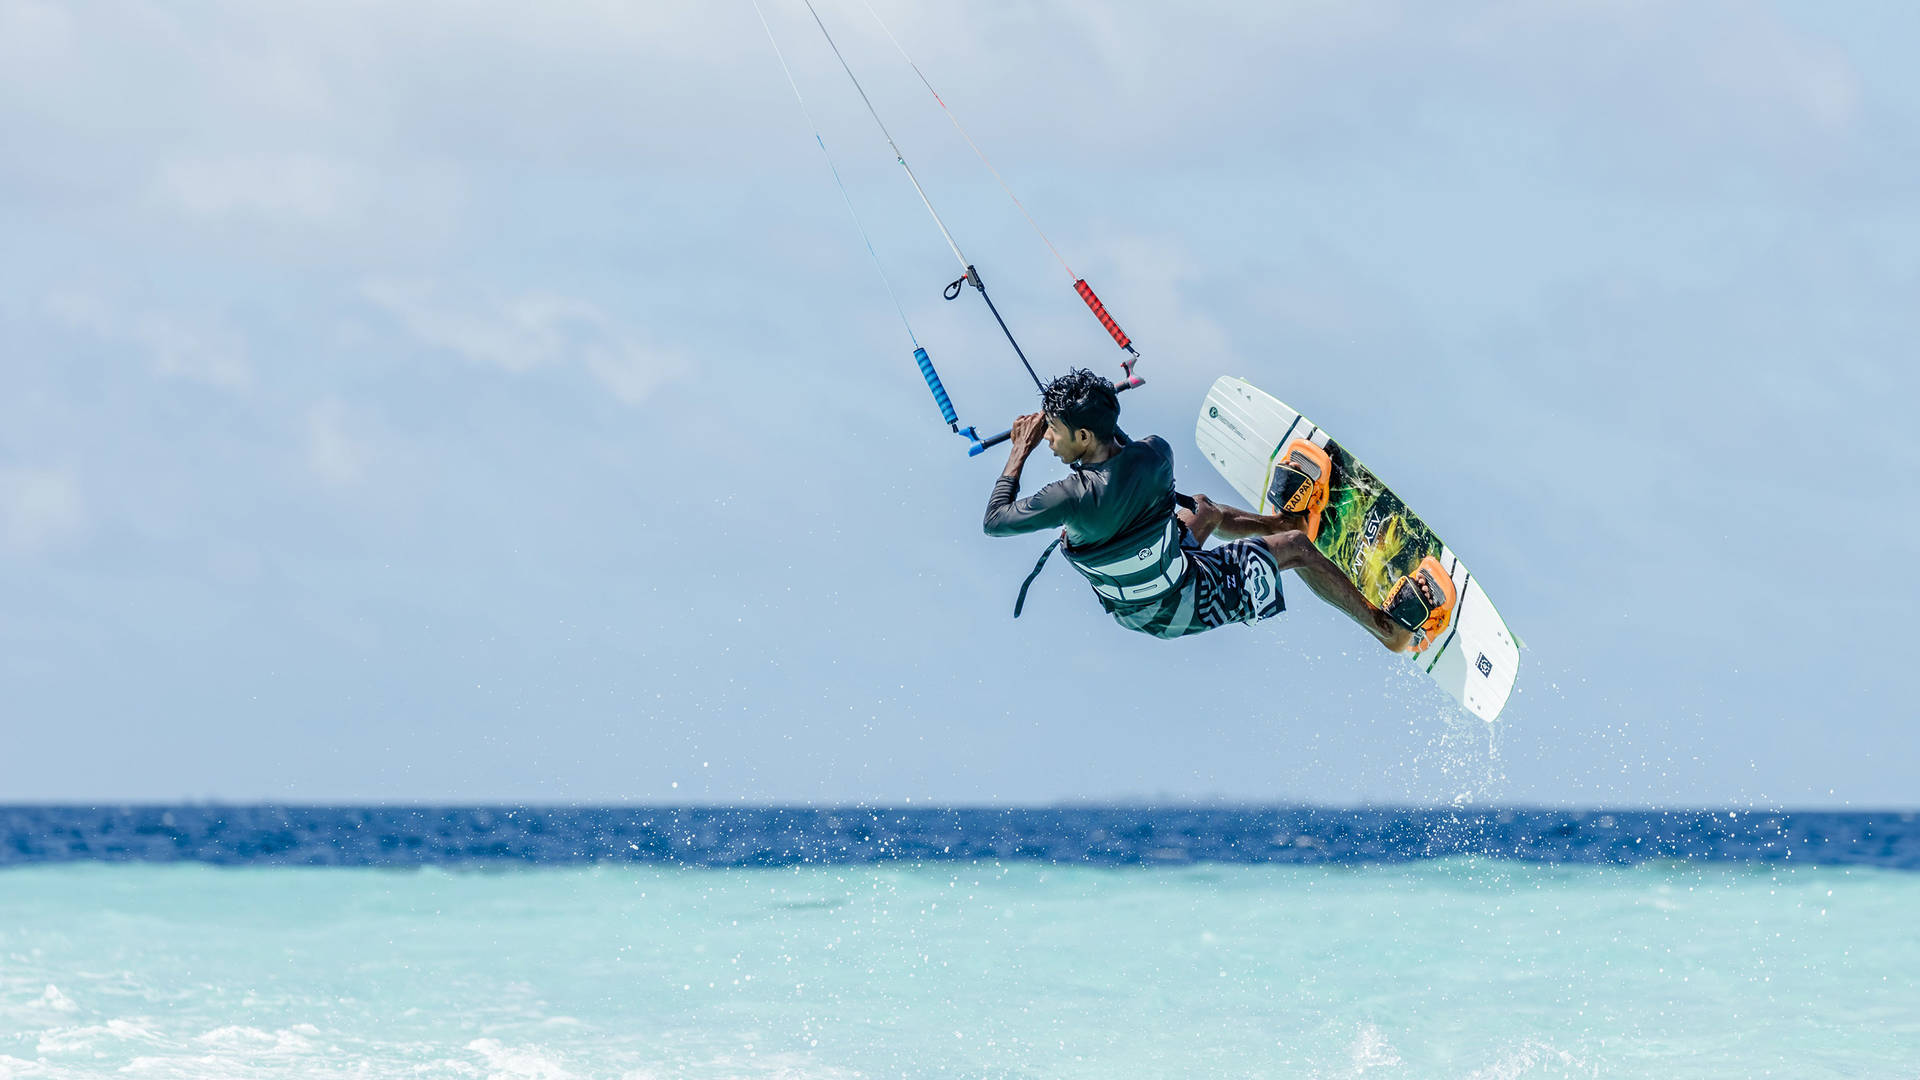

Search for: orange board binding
xmin=1386 ymin=555 xmax=1459 ymax=652
xmin=1264 ymin=439 xmax=1333 ymax=541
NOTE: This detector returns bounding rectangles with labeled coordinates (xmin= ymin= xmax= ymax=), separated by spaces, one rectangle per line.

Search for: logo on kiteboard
xmin=1206 ymin=404 xmax=1249 ymax=442
xmin=1476 ymin=653 xmax=1493 ymax=678
xmin=1350 ymin=505 xmax=1391 ymax=577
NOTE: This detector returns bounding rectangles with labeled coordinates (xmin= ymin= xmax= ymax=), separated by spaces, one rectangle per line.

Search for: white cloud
xmin=0 ymin=466 xmax=84 ymax=553
xmin=127 ymin=313 xmax=251 ymax=389
xmin=41 ymin=291 xmax=113 ymax=336
xmin=0 ymin=0 xmax=74 ymax=81
xmin=362 ymin=283 xmax=591 ymax=373
xmin=582 ymin=342 xmax=681 ymax=407
xmin=1031 ymin=0 xmax=1864 ymax=174
xmin=1451 ymin=0 xmax=1862 ymax=143
xmin=153 ymin=153 xmax=369 ymax=225
xmin=305 ymin=399 xmax=375 ymax=487
xmin=363 ymin=281 xmax=684 ymax=404
xmin=43 ymin=293 xmax=251 ymax=390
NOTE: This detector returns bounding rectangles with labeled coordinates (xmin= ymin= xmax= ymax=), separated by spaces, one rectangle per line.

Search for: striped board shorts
xmin=1109 ymin=537 xmax=1284 ymax=639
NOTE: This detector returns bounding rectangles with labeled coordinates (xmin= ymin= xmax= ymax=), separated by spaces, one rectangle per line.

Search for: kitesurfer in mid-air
xmin=984 ymin=368 xmax=1452 ymax=648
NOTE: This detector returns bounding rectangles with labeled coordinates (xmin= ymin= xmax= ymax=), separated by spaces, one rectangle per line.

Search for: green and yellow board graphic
xmin=1315 ymin=440 xmax=1439 ymax=610
xmin=1195 ymin=377 xmax=1519 ymax=721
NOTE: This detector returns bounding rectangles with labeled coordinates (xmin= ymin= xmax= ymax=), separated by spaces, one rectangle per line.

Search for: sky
xmin=2 ymin=0 xmax=1916 ymax=807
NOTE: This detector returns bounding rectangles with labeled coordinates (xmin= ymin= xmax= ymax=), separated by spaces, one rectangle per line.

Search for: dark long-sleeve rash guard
xmin=982 ymin=434 xmax=1177 ymax=549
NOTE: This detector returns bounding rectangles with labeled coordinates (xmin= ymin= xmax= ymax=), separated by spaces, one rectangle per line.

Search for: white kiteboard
xmin=1194 ymin=376 xmax=1520 ymax=721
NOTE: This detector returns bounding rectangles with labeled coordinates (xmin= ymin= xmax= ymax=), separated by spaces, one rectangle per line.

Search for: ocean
xmin=2 ymin=808 xmax=1916 ymax=1078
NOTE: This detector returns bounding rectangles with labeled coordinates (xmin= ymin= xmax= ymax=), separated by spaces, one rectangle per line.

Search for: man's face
xmin=1043 ymin=415 xmax=1092 ymax=463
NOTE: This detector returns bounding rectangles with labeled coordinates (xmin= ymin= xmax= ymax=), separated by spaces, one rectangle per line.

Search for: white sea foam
xmin=34 ymin=1018 xmax=165 ymax=1055
xmin=1346 ymin=1022 xmax=1404 ymax=1073
xmin=468 ymin=1038 xmax=575 ymax=1079
xmin=1465 ymin=1039 xmax=1598 ymax=1080
xmin=192 ymin=1025 xmax=316 ymax=1053
xmin=35 ymin=985 xmax=75 ymax=1013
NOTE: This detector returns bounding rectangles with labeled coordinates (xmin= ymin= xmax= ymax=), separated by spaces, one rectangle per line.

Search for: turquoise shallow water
xmin=1 ymin=861 xmax=1915 ymax=1078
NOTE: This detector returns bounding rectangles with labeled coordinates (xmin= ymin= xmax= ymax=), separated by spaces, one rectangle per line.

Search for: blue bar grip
xmin=971 ymin=427 xmax=1011 ymax=455
xmin=914 ymin=347 xmax=960 ymax=428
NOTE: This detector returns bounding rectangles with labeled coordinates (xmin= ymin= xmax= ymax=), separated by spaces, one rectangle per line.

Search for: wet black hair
xmin=1041 ymin=368 xmax=1120 ymax=440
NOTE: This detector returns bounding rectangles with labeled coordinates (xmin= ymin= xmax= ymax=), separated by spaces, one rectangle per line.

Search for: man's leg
xmin=1261 ymin=530 xmax=1416 ymax=653
xmin=1180 ymin=496 xmax=1306 ymax=546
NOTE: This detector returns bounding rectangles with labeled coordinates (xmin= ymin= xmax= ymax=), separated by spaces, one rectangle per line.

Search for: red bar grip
xmin=1074 ymin=279 xmax=1130 ymax=350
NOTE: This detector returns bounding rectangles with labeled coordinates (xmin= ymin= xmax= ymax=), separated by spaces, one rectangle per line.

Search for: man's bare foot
xmin=1383 ymin=557 xmax=1457 ymax=653
xmin=1382 ymin=571 xmax=1441 ymax=652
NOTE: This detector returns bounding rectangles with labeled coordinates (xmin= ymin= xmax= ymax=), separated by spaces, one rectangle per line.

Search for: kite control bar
xmin=930 ymin=267 xmax=1144 ymax=456
xmin=957 ymin=274 xmax=1146 ymax=456
xmin=966 ymin=377 xmax=1146 ymax=456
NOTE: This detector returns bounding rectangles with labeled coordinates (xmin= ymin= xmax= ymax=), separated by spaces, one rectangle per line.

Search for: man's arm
xmin=983 ymin=413 xmax=1075 ymax=537
xmin=1207 ymin=502 xmax=1301 ymax=540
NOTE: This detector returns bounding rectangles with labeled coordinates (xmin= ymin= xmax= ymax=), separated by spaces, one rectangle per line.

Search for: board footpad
xmin=1265 ymin=439 xmax=1331 ymax=540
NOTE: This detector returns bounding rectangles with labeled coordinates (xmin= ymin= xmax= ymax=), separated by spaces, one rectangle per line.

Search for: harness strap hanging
xmin=1012 ymin=535 xmax=1064 ymax=617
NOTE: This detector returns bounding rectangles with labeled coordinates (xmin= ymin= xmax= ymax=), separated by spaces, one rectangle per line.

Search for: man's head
xmin=1040 ymin=368 xmax=1121 ymax=464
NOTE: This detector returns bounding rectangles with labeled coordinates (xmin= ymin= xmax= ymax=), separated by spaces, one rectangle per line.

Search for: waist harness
xmin=1014 ymin=514 xmax=1188 ymax=617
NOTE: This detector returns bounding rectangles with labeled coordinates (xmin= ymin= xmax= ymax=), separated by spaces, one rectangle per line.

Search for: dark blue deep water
xmin=4 ymin=806 xmax=1916 ymax=869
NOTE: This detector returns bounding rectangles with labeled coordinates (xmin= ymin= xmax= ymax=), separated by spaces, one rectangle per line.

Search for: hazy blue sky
xmin=3 ymin=1 xmax=1916 ymax=806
